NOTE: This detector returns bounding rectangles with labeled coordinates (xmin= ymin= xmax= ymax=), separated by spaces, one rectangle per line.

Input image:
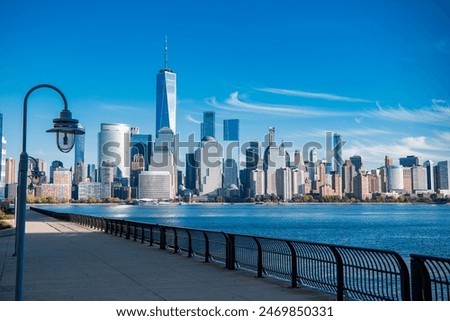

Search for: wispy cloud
xmin=186 ymin=114 xmax=201 ymax=124
xmin=258 ymin=87 xmax=372 ymax=103
xmin=368 ymin=101 xmax=450 ymax=123
xmin=207 ymin=92 xmax=354 ymax=118
xmin=99 ymin=103 xmax=145 ymax=112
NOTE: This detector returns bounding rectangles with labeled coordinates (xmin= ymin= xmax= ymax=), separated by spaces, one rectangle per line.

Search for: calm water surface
xmin=38 ymin=203 xmax=450 ymax=259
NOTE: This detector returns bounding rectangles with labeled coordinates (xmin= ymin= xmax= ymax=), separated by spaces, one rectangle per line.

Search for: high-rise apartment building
xmin=195 ymin=136 xmax=222 ymax=197
xmin=5 ymin=158 xmax=16 ymax=184
xmin=1 ymin=137 xmax=5 ymax=185
xmin=263 ymin=127 xmax=288 ymax=195
xmin=155 ymin=37 xmax=176 ymax=136
xmin=50 ymin=160 xmax=64 ymax=184
xmin=385 ymin=155 xmax=394 ymax=167
xmin=98 ymin=123 xmax=131 ymax=182
xmin=402 ymin=168 xmax=412 ymax=194
xmin=201 ymin=111 xmax=215 ymax=139
xmin=411 ymin=165 xmax=427 ymax=192
xmin=342 ymin=160 xmax=356 ymax=195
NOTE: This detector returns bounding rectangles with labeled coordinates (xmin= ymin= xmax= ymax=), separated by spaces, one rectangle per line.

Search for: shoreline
xmin=31 ymin=201 xmax=449 ymax=207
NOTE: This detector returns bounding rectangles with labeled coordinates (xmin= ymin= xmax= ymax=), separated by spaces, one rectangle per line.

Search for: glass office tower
xmin=156 ymin=37 xmax=176 ymax=136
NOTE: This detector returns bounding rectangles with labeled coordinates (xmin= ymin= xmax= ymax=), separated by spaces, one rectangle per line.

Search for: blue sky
xmin=1 ymin=0 xmax=449 ymax=171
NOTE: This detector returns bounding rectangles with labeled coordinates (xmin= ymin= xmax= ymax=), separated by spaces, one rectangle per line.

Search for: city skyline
xmin=1 ymin=0 xmax=449 ymax=171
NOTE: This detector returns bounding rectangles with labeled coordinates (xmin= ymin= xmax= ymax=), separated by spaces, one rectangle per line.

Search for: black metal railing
xmin=410 ymin=254 xmax=450 ymax=301
xmin=31 ymin=207 xmax=449 ymax=301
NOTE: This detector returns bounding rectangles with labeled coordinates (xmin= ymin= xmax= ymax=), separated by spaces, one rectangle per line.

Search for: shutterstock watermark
xmin=99 ymin=132 xmax=346 ymax=170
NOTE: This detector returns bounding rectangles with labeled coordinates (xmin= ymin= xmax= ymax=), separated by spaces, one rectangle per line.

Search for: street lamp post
xmin=15 ymin=84 xmax=84 ymax=301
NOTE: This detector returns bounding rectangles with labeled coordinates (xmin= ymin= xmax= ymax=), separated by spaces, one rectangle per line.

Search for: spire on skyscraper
xmin=165 ymin=35 xmax=168 ymax=70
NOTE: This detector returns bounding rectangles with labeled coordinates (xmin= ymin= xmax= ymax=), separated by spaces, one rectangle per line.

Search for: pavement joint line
xmin=80 ymin=244 xmax=169 ymax=301
xmin=0 ymin=234 xmax=14 ymax=286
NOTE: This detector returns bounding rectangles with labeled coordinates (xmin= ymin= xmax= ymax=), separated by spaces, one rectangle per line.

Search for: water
xmin=37 ymin=203 xmax=450 ymax=259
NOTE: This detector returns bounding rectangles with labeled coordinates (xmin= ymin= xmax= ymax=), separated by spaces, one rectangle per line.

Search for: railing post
xmin=186 ymin=230 xmax=193 ymax=257
xmin=149 ymin=225 xmax=154 ymax=247
xmin=286 ymin=241 xmax=298 ymax=288
xmin=133 ymin=223 xmax=137 ymax=242
xmin=393 ymin=253 xmax=410 ymax=301
xmin=203 ymin=231 xmax=209 ymax=263
xmin=104 ymin=220 xmax=109 ymax=233
xmin=173 ymin=229 xmax=178 ymax=253
xmin=253 ymin=237 xmax=263 ymax=278
xmin=225 ymin=233 xmax=236 ymax=270
xmin=330 ymin=246 xmax=344 ymax=301
xmin=411 ymin=256 xmax=432 ymax=301
xmin=119 ymin=221 xmax=124 ymax=237
xmin=141 ymin=224 xmax=145 ymax=244
xmin=125 ymin=222 xmax=130 ymax=240
xmin=159 ymin=226 xmax=166 ymax=250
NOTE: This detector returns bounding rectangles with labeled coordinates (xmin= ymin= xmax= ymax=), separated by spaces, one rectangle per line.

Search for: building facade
xmin=155 ymin=38 xmax=176 ymax=136
xmin=98 ymin=123 xmax=131 ymax=182
xmin=201 ymin=111 xmax=215 ymax=139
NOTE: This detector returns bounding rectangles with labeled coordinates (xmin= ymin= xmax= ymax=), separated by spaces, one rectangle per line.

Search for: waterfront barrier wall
xmin=30 ymin=207 xmax=449 ymax=301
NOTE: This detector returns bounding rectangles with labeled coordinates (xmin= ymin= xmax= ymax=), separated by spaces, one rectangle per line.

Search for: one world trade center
xmin=155 ymin=36 xmax=176 ymax=137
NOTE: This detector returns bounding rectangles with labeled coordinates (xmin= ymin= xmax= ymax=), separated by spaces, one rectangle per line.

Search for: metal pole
xmin=15 ymin=84 xmax=68 ymax=301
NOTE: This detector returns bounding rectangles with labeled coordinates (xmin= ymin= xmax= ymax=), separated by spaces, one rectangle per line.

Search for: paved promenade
xmin=0 ymin=210 xmax=333 ymax=301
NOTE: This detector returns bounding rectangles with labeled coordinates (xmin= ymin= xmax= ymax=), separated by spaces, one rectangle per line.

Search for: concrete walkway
xmin=0 ymin=210 xmax=334 ymax=301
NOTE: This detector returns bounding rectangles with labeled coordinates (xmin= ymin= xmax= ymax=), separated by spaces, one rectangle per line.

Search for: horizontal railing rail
xmin=410 ymin=254 xmax=450 ymax=301
xmin=31 ymin=206 xmax=448 ymax=301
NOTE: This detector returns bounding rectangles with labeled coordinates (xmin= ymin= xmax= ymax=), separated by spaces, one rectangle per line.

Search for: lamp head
xmin=46 ymin=108 xmax=85 ymax=153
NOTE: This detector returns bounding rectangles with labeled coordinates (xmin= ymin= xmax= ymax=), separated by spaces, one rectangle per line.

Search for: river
xmin=37 ymin=203 xmax=450 ymax=259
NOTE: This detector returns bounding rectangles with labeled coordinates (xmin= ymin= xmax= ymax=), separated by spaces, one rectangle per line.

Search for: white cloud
xmin=207 ymin=92 xmax=354 ymax=118
xmin=369 ymin=101 xmax=450 ymax=123
xmin=186 ymin=114 xmax=201 ymax=124
xmin=258 ymin=87 xmax=372 ymax=103
xmin=99 ymin=103 xmax=145 ymax=112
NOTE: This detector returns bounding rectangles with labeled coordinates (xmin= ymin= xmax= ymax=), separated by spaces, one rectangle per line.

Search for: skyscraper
xmin=387 ymin=165 xmax=404 ymax=192
xmin=435 ymin=161 xmax=449 ymax=190
xmin=1 ymin=137 xmax=5 ymax=184
xmin=74 ymin=124 xmax=85 ymax=170
xmin=50 ymin=160 xmax=64 ymax=184
xmin=400 ymin=155 xmax=420 ymax=167
xmin=223 ymin=119 xmax=239 ymax=188
xmin=223 ymin=119 xmax=239 ymax=141
xmin=98 ymin=123 xmax=131 ymax=182
xmin=423 ymin=160 xmax=435 ymax=192
xmin=0 ymin=113 xmax=4 ymax=184
xmin=201 ymin=111 xmax=215 ymax=139
xmin=333 ymin=133 xmax=343 ymax=174
xmin=411 ymin=165 xmax=427 ymax=192
xmin=130 ymin=127 xmax=152 ymax=171
xmin=350 ymin=155 xmax=363 ymax=173
xmin=156 ymin=36 xmax=176 ymax=136
xmin=195 ymin=136 xmax=222 ymax=197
